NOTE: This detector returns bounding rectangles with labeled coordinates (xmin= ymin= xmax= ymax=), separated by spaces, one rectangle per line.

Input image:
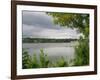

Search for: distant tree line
xmin=22 ymin=38 xmax=78 ymax=43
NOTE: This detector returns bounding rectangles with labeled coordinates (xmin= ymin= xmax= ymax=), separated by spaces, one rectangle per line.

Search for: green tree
xmin=47 ymin=12 xmax=89 ymax=66
xmin=47 ymin=12 xmax=89 ymax=37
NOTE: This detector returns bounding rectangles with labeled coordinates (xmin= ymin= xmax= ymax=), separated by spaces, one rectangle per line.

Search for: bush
xmin=22 ymin=51 xmax=32 ymax=69
xmin=53 ymin=57 xmax=68 ymax=67
xmin=30 ymin=54 xmax=39 ymax=68
xmin=39 ymin=49 xmax=49 ymax=68
xmin=22 ymin=49 xmax=69 ymax=69
xmin=74 ymin=38 xmax=89 ymax=66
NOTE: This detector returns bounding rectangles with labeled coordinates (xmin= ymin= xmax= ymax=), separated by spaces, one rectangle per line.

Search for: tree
xmin=47 ymin=12 xmax=89 ymax=37
xmin=47 ymin=12 xmax=89 ymax=66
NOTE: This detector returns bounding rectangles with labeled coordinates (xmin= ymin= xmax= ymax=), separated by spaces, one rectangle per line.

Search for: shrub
xmin=74 ymin=38 xmax=89 ymax=66
xmin=53 ymin=57 xmax=68 ymax=67
xmin=39 ymin=49 xmax=49 ymax=68
xmin=22 ymin=49 xmax=69 ymax=69
xmin=22 ymin=51 xmax=32 ymax=69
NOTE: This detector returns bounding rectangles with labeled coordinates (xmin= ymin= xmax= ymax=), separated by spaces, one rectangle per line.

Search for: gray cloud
xmin=22 ymin=11 xmax=62 ymax=29
xmin=23 ymin=24 xmax=80 ymax=39
xmin=22 ymin=11 xmax=80 ymax=39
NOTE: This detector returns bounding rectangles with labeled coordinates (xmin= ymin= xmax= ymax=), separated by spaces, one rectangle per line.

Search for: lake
xmin=23 ymin=41 xmax=78 ymax=65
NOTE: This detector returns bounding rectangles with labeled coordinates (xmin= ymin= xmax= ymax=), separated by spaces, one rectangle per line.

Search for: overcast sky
xmin=22 ymin=11 xmax=80 ymax=39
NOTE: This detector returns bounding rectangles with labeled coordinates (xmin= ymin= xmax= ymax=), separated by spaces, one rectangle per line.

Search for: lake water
xmin=23 ymin=41 xmax=78 ymax=64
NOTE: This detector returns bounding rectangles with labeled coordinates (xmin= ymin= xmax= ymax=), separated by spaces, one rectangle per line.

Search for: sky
xmin=22 ymin=11 xmax=81 ymax=39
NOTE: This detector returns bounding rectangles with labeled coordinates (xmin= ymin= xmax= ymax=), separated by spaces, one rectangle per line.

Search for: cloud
xmin=23 ymin=24 xmax=80 ymax=39
xmin=22 ymin=11 xmax=80 ymax=39
xmin=22 ymin=11 xmax=61 ymax=29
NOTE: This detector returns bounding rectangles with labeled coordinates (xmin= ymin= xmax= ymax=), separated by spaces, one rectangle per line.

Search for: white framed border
xmin=17 ymin=5 xmax=94 ymax=75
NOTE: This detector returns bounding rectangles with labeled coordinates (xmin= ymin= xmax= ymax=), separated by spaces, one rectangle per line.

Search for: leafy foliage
xmin=22 ymin=50 xmax=32 ymax=69
xmin=22 ymin=49 xmax=69 ymax=69
xmin=47 ymin=12 xmax=89 ymax=37
xmin=39 ymin=49 xmax=49 ymax=68
xmin=47 ymin=12 xmax=89 ymax=66
xmin=74 ymin=37 xmax=89 ymax=66
xmin=30 ymin=54 xmax=39 ymax=68
xmin=53 ymin=57 xmax=68 ymax=67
